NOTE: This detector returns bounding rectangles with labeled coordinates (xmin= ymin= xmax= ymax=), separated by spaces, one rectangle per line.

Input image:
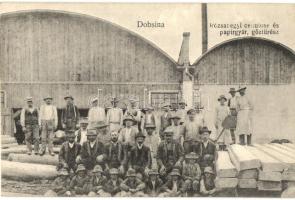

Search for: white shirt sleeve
xmin=20 ymin=108 xmax=25 ymax=127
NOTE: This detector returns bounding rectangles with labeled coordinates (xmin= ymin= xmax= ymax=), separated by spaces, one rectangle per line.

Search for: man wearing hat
xmin=39 ymin=96 xmax=58 ymax=156
xmin=128 ymin=132 xmax=152 ymax=176
xmin=145 ymin=169 xmax=165 ymax=196
xmin=69 ymin=164 xmax=89 ymax=195
xmin=44 ymin=168 xmax=72 ymax=196
xmin=166 ymin=114 xmax=185 ymax=146
xmin=199 ymin=127 xmax=217 ymax=170
xmin=20 ymin=97 xmax=40 ymax=155
xmin=228 ymin=88 xmax=238 ymax=144
xmin=119 ymin=115 xmax=138 ymax=151
xmin=103 ymin=131 xmax=127 ymax=175
xmin=125 ymin=98 xmax=142 ymax=129
xmin=75 ymin=118 xmax=88 ymax=145
xmin=120 ymin=168 xmax=146 ymax=197
xmin=103 ymin=168 xmax=123 ymax=197
xmin=106 ymin=97 xmax=124 ymax=132
xmin=160 ymin=103 xmax=172 ymax=134
xmin=88 ymin=97 xmax=106 ymax=127
xmin=77 ymin=128 xmax=104 ymax=170
xmin=182 ymin=152 xmax=202 ymax=196
xmin=94 ymin=121 xmax=111 ymax=145
xmin=236 ymin=86 xmax=254 ymax=145
xmin=141 ymin=105 xmax=156 ymax=131
xmin=87 ymin=165 xmax=109 ymax=197
xmin=176 ymin=99 xmax=187 ymax=125
xmin=157 ymin=127 xmax=184 ymax=180
xmin=159 ymin=168 xmax=184 ymax=197
xmin=215 ymin=95 xmax=232 ymax=149
xmin=58 ymin=130 xmax=81 ymax=173
xmin=200 ymin=166 xmax=216 ymax=196
xmin=61 ymin=95 xmax=80 ymax=132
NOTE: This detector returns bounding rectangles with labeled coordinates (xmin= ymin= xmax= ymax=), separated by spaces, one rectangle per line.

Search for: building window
xmin=149 ymin=91 xmax=179 ymax=109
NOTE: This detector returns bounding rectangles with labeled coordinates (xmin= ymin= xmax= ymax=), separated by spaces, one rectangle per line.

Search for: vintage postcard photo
xmin=0 ymin=2 xmax=295 ymax=198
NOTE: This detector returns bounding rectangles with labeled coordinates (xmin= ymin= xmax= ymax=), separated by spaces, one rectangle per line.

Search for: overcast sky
xmin=1 ymin=3 xmax=294 ymax=63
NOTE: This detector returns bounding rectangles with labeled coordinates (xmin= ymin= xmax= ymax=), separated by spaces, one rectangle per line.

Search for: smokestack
xmin=177 ymin=32 xmax=190 ymax=65
xmin=202 ymin=3 xmax=208 ymax=54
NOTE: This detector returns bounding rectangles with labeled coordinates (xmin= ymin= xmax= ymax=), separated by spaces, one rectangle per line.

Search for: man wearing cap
xmin=157 ymin=128 xmax=184 ymax=180
xmin=119 ymin=115 xmax=138 ymax=151
xmin=87 ymin=165 xmax=109 ymax=197
xmin=160 ymin=103 xmax=172 ymax=134
xmin=145 ymin=169 xmax=165 ymax=197
xmin=166 ymin=114 xmax=185 ymax=146
xmin=20 ymin=97 xmax=40 ymax=155
xmin=69 ymin=164 xmax=89 ymax=195
xmin=159 ymin=168 xmax=184 ymax=197
xmin=199 ymin=127 xmax=217 ymax=170
xmin=58 ymin=130 xmax=81 ymax=173
xmin=94 ymin=121 xmax=111 ymax=145
xmin=215 ymin=95 xmax=232 ymax=150
xmin=182 ymin=152 xmax=202 ymax=196
xmin=106 ymin=97 xmax=123 ymax=132
xmin=61 ymin=95 xmax=80 ymax=132
xmin=44 ymin=168 xmax=72 ymax=197
xmin=78 ymin=128 xmax=104 ymax=170
xmin=125 ymin=98 xmax=142 ymax=129
xmin=141 ymin=105 xmax=156 ymax=131
xmin=120 ymin=168 xmax=146 ymax=197
xmin=236 ymin=86 xmax=254 ymax=145
xmin=176 ymin=99 xmax=187 ymax=125
xmin=103 ymin=131 xmax=127 ymax=175
xmin=88 ymin=97 xmax=106 ymax=127
xmin=143 ymin=124 xmax=161 ymax=169
xmin=75 ymin=118 xmax=88 ymax=145
xmin=128 ymin=132 xmax=152 ymax=176
xmin=103 ymin=168 xmax=123 ymax=197
xmin=39 ymin=96 xmax=58 ymax=156
xmin=200 ymin=166 xmax=216 ymax=196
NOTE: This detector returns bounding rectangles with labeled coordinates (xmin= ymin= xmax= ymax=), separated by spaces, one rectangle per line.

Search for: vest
xmin=25 ymin=109 xmax=39 ymax=125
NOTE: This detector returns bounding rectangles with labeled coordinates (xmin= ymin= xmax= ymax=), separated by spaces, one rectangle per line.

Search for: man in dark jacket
xmin=199 ymin=127 xmax=217 ymax=170
xmin=159 ymin=168 xmax=184 ymax=197
xmin=69 ymin=164 xmax=89 ymax=195
xmin=120 ymin=168 xmax=146 ymax=197
xmin=103 ymin=168 xmax=123 ymax=196
xmin=44 ymin=168 xmax=72 ymax=196
xmin=87 ymin=165 xmax=109 ymax=197
xmin=77 ymin=128 xmax=104 ymax=170
xmin=160 ymin=103 xmax=172 ymax=137
xmin=58 ymin=130 xmax=81 ymax=173
xmin=128 ymin=132 xmax=152 ymax=176
xmin=145 ymin=169 xmax=165 ymax=197
xmin=61 ymin=95 xmax=80 ymax=132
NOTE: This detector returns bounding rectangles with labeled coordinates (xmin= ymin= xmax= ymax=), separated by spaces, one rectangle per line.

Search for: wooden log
xmin=1 ymin=191 xmax=39 ymax=197
xmin=1 ymin=160 xmax=58 ymax=181
xmin=8 ymin=153 xmax=59 ymax=166
xmin=282 ymin=170 xmax=295 ymax=181
xmin=238 ymin=179 xmax=257 ymax=189
xmin=257 ymin=181 xmax=282 ymax=191
xmin=1 ymin=143 xmax=19 ymax=149
xmin=259 ymin=170 xmax=282 ymax=182
xmin=1 ymin=137 xmax=16 ymax=144
xmin=216 ymin=151 xmax=238 ymax=178
xmin=215 ymin=177 xmax=238 ymax=189
xmin=264 ymin=144 xmax=295 ymax=160
xmin=2 ymin=146 xmax=60 ymax=157
xmin=254 ymin=144 xmax=295 ymax=170
xmin=273 ymin=143 xmax=295 ymax=154
xmin=284 ymin=143 xmax=295 ymax=150
xmin=245 ymin=146 xmax=285 ymax=172
xmin=238 ymin=169 xmax=258 ymax=179
xmin=228 ymin=144 xmax=261 ymax=171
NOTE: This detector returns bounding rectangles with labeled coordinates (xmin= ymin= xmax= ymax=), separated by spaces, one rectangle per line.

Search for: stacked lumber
xmin=228 ymin=144 xmax=260 ymax=189
xmin=2 ymin=145 xmax=60 ymax=158
xmin=1 ymin=135 xmax=16 ymax=145
xmin=8 ymin=153 xmax=59 ymax=166
xmin=1 ymin=160 xmax=58 ymax=181
xmin=215 ymin=151 xmax=238 ymax=189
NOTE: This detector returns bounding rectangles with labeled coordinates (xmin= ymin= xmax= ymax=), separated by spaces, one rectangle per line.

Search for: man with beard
xmin=87 ymin=165 xmax=109 ymax=197
xmin=125 ymin=98 xmax=141 ymax=130
xmin=120 ymin=168 xmax=146 ymax=197
xmin=20 ymin=97 xmax=40 ymax=155
xmin=61 ymin=95 xmax=80 ymax=132
xmin=106 ymin=97 xmax=123 ymax=132
xmin=58 ymin=130 xmax=81 ymax=173
xmin=157 ymin=128 xmax=184 ymax=181
xmin=200 ymin=166 xmax=216 ymax=196
xmin=77 ymin=128 xmax=104 ymax=170
xmin=145 ymin=169 xmax=165 ymax=197
xmin=103 ymin=131 xmax=127 ymax=175
xmin=128 ymin=132 xmax=152 ymax=177
xmin=103 ymin=168 xmax=123 ymax=197
xmin=69 ymin=164 xmax=89 ymax=196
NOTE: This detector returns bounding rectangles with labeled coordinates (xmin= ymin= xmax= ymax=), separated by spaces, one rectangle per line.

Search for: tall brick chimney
xmin=202 ymin=3 xmax=208 ymax=54
xmin=177 ymin=32 xmax=190 ymax=66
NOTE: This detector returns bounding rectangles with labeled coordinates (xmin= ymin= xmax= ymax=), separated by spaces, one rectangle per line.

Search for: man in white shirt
xmin=125 ymin=98 xmax=141 ymax=130
xmin=20 ymin=97 xmax=40 ymax=155
xmin=106 ymin=97 xmax=123 ymax=132
xmin=88 ymin=97 xmax=106 ymax=127
xmin=75 ymin=118 xmax=89 ymax=145
xmin=176 ymin=99 xmax=187 ymax=125
xmin=119 ymin=115 xmax=138 ymax=151
xmin=39 ymin=96 xmax=58 ymax=156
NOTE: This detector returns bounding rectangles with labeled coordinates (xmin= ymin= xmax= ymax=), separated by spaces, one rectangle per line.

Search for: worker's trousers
xmin=40 ymin=120 xmax=55 ymax=154
xmin=24 ymin=124 xmax=40 ymax=153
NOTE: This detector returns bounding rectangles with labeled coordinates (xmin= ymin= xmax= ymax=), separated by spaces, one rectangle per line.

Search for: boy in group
xmin=200 ymin=166 xmax=217 ymax=196
xmin=159 ymin=168 xmax=184 ymax=197
xmin=120 ymin=169 xmax=146 ymax=197
xmin=87 ymin=165 xmax=109 ymax=197
xmin=69 ymin=164 xmax=89 ymax=196
xmin=144 ymin=169 xmax=165 ymax=197
xmin=103 ymin=168 xmax=123 ymax=197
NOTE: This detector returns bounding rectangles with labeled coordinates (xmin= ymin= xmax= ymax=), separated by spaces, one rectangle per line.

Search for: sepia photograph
xmin=0 ymin=2 xmax=295 ymax=197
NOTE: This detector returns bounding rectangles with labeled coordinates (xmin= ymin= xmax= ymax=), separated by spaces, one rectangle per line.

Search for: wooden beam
xmin=258 ymin=170 xmax=282 ymax=182
xmin=8 ymin=153 xmax=59 ymax=166
xmin=238 ymin=179 xmax=257 ymax=189
xmin=1 ymin=146 xmax=60 ymax=158
xmin=283 ymin=143 xmax=295 ymax=149
xmin=228 ymin=144 xmax=261 ymax=171
xmin=245 ymin=146 xmax=285 ymax=172
xmin=257 ymin=181 xmax=282 ymax=191
xmin=216 ymin=151 xmax=238 ymax=178
xmin=238 ymin=169 xmax=258 ymax=179
xmin=215 ymin=177 xmax=238 ymax=189
xmin=274 ymin=143 xmax=295 ymax=154
xmin=282 ymin=170 xmax=295 ymax=181
xmin=264 ymin=144 xmax=295 ymax=160
xmin=1 ymin=137 xmax=16 ymax=144
xmin=2 ymin=143 xmax=19 ymax=149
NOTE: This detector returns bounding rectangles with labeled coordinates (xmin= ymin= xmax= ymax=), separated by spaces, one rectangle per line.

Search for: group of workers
xmin=19 ymin=86 xmax=253 ymax=197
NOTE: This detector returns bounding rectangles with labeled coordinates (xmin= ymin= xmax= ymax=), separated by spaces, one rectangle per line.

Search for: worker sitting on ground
xmin=103 ymin=168 xmax=123 ymax=197
xmin=200 ymin=166 xmax=216 ymax=196
xmin=120 ymin=168 xmax=146 ymax=197
xmin=69 ymin=164 xmax=89 ymax=196
xmin=44 ymin=168 xmax=72 ymax=197
xmin=144 ymin=169 xmax=165 ymax=197
xmin=87 ymin=165 xmax=110 ymax=197
xmin=159 ymin=168 xmax=184 ymax=197
xmin=182 ymin=152 xmax=202 ymax=197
